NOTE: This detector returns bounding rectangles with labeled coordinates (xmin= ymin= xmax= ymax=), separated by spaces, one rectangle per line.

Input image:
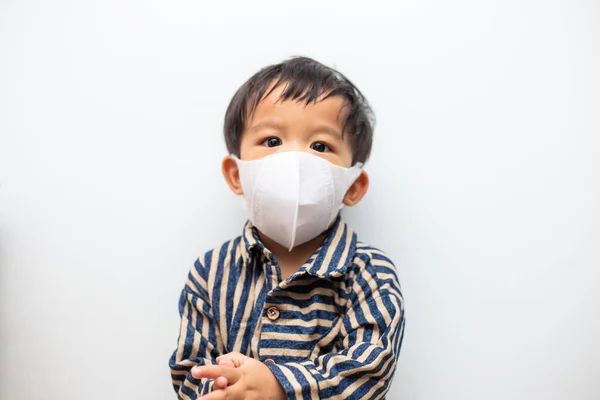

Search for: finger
xmin=191 ymin=365 xmax=241 ymax=383
xmin=216 ymin=352 xmax=245 ymax=367
xmin=199 ymin=389 xmax=227 ymax=400
xmin=213 ymin=376 xmax=228 ymax=390
xmin=216 ymin=352 xmax=242 ymax=363
xmin=200 ymin=383 xmax=242 ymax=400
xmin=216 ymin=351 xmax=242 ymax=360
xmin=218 ymin=359 xmax=235 ymax=367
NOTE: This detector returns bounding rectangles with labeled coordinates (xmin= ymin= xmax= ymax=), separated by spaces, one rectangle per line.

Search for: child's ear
xmin=343 ymin=170 xmax=369 ymax=206
xmin=222 ymin=156 xmax=244 ymax=195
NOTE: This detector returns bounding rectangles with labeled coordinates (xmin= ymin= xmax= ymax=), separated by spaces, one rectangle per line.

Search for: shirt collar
xmin=241 ymin=216 xmax=357 ymax=279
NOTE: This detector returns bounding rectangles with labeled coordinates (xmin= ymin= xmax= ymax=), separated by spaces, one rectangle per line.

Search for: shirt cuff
xmin=265 ymin=361 xmax=320 ymax=400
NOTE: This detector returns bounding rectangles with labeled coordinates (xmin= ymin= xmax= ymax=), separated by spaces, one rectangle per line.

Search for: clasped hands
xmin=191 ymin=352 xmax=286 ymax=400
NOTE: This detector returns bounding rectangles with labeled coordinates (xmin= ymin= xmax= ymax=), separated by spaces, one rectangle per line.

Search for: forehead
xmin=248 ymin=83 xmax=348 ymax=125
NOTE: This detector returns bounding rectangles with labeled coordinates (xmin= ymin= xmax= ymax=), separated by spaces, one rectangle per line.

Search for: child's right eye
xmin=262 ymin=137 xmax=282 ymax=147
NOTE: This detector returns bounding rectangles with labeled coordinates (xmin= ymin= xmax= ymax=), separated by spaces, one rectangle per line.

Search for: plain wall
xmin=1 ymin=1 xmax=599 ymax=399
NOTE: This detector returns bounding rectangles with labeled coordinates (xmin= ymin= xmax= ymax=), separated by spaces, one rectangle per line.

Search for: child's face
xmin=238 ymin=85 xmax=354 ymax=168
xmin=223 ymin=83 xmax=369 ymax=208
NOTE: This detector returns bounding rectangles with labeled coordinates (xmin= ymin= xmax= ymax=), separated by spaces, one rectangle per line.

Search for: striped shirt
xmin=169 ymin=217 xmax=405 ymax=399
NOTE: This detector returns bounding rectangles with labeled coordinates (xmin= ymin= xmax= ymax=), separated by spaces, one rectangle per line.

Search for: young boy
xmin=169 ymin=57 xmax=405 ymax=400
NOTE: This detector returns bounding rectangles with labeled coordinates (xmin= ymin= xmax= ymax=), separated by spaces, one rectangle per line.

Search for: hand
xmin=191 ymin=352 xmax=286 ymax=400
xmin=209 ymin=358 xmax=236 ymax=391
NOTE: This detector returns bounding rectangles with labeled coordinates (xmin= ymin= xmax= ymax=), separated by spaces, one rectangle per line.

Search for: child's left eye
xmin=310 ymin=142 xmax=331 ymax=153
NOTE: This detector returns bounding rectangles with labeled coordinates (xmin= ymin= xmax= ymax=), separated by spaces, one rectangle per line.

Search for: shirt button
xmin=264 ymin=358 xmax=276 ymax=364
xmin=266 ymin=306 xmax=280 ymax=321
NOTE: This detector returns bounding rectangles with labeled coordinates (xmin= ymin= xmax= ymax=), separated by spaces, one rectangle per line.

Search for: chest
xmin=210 ymin=263 xmax=348 ymax=363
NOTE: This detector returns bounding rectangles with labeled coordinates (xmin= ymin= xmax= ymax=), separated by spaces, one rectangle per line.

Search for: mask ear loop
xmin=288 ymin=153 xmax=301 ymax=251
xmin=332 ymin=162 xmax=364 ymax=223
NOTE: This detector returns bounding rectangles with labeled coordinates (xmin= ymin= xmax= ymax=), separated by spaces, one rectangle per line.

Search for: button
xmin=264 ymin=358 xmax=275 ymax=364
xmin=266 ymin=306 xmax=280 ymax=321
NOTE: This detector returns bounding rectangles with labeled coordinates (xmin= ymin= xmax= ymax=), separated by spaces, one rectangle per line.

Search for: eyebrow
xmin=248 ymin=120 xmax=285 ymax=133
xmin=313 ymin=125 xmax=343 ymax=140
xmin=248 ymin=121 xmax=343 ymax=140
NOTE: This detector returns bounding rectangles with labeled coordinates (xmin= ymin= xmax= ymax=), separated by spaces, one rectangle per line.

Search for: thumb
xmin=216 ymin=352 xmax=247 ymax=368
xmin=218 ymin=359 xmax=235 ymax=367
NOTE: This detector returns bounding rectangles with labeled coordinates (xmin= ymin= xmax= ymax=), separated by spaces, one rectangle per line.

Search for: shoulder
xmin=195 ymin=235 xmax=245 ymax=270
xmin=185 ymin=235 xmax=246 ymax=294
xmin=355 ymin=241 xmax=397 ymax=270
xmin=348 ymin=241 xmax=403 ymax=299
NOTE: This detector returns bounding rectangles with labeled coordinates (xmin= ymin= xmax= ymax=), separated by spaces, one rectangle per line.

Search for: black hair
xmin=223 ymin=56 xmax=374 ymax=164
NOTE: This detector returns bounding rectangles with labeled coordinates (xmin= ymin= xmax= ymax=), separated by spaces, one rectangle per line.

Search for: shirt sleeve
xmin=265 ymin=269 xmax=405 ymax=400
xmin=169 ymin=258 xmax=224 ymax=399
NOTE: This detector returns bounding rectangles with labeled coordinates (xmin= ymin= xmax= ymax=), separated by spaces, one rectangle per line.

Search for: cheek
xmin=240 ymin=145 xmax=278 ymax=161
xmin=336 ymin=145 xmax=354 ymax=167
xmin=238 ymin=136 xmax=259 ymax=160
xmin=316 ymin=152 xmax=344 ymax=165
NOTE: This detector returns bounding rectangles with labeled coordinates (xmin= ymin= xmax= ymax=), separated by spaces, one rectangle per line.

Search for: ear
xmin=222 ymin=156 xmax=244 ymax=195
xmin=343 ymin=170 xmax=369 ymax=206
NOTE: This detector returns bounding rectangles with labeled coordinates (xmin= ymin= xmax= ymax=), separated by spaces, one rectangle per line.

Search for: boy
xmin=169 ymin=57 xmax=405 ymax=400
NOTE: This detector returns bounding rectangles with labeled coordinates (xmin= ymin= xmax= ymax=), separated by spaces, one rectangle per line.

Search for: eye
xmin=310 ymin=141 xmax=331 ymax=153
xmin=262 ymin=137 xmax=282 ymax=147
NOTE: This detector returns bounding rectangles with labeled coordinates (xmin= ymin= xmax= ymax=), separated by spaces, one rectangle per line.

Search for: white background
xmin=1 ymin=1 xmax=599 ymax=399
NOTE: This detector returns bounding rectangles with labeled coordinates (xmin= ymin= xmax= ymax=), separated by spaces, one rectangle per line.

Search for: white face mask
xmin=234 ymin=151 xmax=363 ymax=251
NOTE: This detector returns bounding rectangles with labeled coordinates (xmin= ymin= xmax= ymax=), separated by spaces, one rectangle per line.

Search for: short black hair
xmin=223 ymin=57 xmax=374 ymax=164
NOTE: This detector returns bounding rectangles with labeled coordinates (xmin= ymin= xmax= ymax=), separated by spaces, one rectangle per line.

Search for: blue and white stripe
xmin=169 ymin=217 xmax=405 ymax=399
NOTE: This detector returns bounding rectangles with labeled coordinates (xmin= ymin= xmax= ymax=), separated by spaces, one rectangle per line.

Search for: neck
xmin=258 ymin=232 xmax=326 ymax=280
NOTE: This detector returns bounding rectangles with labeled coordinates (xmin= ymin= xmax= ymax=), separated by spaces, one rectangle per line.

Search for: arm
xmin=265 ymin=281 xmax=405 ymax=399
xmin=169 ymin=258 xmax=225 ymax=399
